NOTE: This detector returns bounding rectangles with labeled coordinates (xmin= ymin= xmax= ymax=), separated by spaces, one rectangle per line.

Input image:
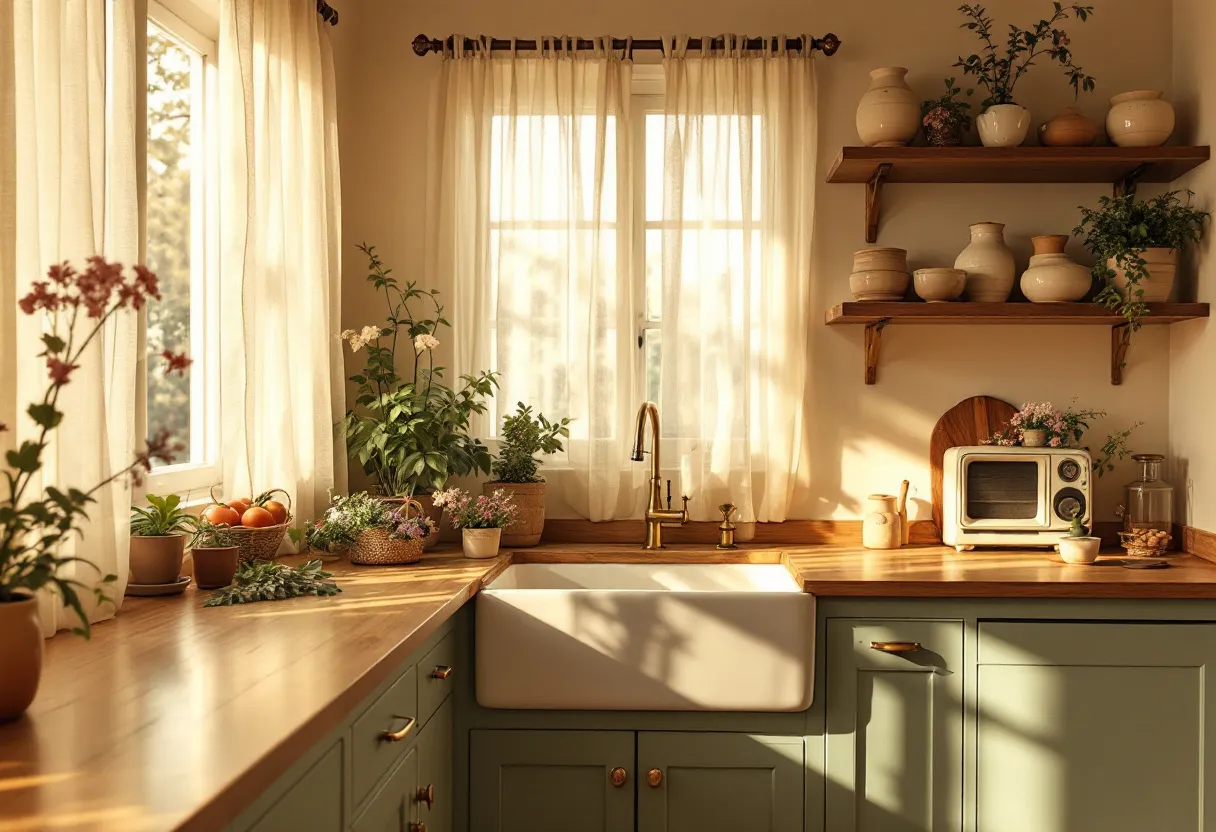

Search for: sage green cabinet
xmin=470 ymin=729 xmax=635 ymax=832
xmin=249 ymin=742 xmax=344 ymax=832
xmin=417 ymin=699 xmax=455 ymax=832
xmin=825 ymin=619 xmax=964 ymax=832
xmin=354 ymin=745 xmax=419 ymax=832
xmin=636 ymin=732 xmax=803 ymax=832
xmin=975 ymin=622 xmax=1216 ymax=832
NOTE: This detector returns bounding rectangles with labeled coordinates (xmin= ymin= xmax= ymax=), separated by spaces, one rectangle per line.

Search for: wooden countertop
xmin=6 ymin=541 xmax=1216 ymax=832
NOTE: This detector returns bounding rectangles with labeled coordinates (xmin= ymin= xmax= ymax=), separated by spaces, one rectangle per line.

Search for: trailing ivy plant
xmin=1074 ymin=191 xmax=1210 ymax=331
xmin=203 ymin=559 xmax=340 ymax=606
xmin=489 ymin=403 xmax=572 ymax=484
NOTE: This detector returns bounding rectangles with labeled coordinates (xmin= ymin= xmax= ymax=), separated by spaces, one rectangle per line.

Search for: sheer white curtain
xmin=427 ymin=39 xmax=638 ymax=520
xmin=660 ymin=36 xmax=816 ymax=522
xmin=218 ymin=0 xmax=345 ymax=538
xmin=0 ymin=0 xmax=141 ymax=632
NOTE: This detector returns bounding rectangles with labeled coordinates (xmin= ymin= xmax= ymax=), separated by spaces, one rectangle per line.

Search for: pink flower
xmin=1049 ymin=437 xmax=1062 ymax=447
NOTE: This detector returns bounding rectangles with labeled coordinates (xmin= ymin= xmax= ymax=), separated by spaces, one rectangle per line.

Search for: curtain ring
xmin=625 ymin=35 xmax=633 ymax=61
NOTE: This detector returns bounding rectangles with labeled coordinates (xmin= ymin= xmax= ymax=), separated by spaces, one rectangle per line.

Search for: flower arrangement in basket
xmin=202 ymin=488 xmax=293 ymax=562
xmin=984 ymin=400 xmax=1141 ymax=476
xmin=307 ymin=491 xmax=436 ymax=566
xmin=433 ymin=487 xmax=517 ymax=560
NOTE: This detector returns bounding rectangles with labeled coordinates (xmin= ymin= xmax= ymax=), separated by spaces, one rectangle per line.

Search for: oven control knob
xmin=1058 ymin=459 xmax=1082 ymax=483
xmin=1053 ymin=487 xmax=1086 ymax=522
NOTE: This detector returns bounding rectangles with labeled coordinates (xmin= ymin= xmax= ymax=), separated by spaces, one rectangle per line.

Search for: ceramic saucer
xmin=125 ymin=576 xmax=191 ymax=597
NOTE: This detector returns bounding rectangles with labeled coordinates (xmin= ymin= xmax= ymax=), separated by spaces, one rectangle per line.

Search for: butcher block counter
xmin=4 ymin=542 xmax=1216 ymax=832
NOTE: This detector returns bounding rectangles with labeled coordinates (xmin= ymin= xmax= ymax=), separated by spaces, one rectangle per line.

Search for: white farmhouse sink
xmin=475 ymin=563 xmax=815 ymax=712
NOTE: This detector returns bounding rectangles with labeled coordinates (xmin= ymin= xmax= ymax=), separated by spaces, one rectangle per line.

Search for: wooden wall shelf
xmin=826 ymin=146 xmax=1211 ymax=242
xmin=825 ymin=301 xmax=1211 ymax=386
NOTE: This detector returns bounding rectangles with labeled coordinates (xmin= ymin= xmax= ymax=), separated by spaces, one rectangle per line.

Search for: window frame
xmin=143 ymin=0 xmax=222 ymax=498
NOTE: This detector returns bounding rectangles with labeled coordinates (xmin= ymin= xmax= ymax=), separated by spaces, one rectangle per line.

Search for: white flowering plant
xmin=341 ymin=244 xmax=498 ymax=497
xmin=433 ymin=487 xmax=517 ymax=530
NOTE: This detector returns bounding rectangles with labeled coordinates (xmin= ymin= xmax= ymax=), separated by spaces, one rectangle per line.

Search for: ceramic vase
xmin=856 ymin=67 xmax=919 ymax=148
xmin=1022 ymin=429 xmax=1049 ymax=448
xmin=192 ymin=546 xmax=240 ymax=589
xmin=462 ymin=528 xmax=502 ymax=559
xmin=1109 ymin=247 xmax=1178 ymax=302
xmin=1020 ymin=235 xmax=1092 ymax=303
xmin=1039 ymin=106 xmax=1099 ymax=147
xmin=129 ymin=534 xmax=186 ymax=585
xmin=849 ymin=247 xmax=910 ymax=301
xmin=0 ymin=595 xmax=42 ymax=721
xmin=483 ymin=482 xmax=546 ymax=547
xmin=862 ymin=494 xmax=902 ymax=550
xmin=1107 ymin=90 xmax=1175 ymax=148
xmin=955 ymin=222 xmax=1016 ymax=302
xmin=977 ymin=104 xmax=1031 ymax=147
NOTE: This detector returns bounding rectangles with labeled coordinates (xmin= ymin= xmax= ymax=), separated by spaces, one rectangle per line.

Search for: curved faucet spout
xmin=631 ymin=401 xmax=660 ymax=466
xmin=630 ymin=401 xmax=687 ymax=549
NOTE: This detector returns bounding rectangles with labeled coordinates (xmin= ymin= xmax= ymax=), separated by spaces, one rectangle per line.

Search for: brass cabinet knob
xmin=415 ymin=783 xmax=435 ymax=809
xmin=647 ymin=768 xmax=663 ymax=788
xmin=870 ymin=641 xmax=921 ymax=654
xmin=409 ymin=823 xmax=426 ymax=832
xmin=609 ymin=767 xmax=628 ymax=787
xmin=431 ymin=666 xmax=453 ymax=680
xmin=381 ymin=715 xmax=417 ymax=742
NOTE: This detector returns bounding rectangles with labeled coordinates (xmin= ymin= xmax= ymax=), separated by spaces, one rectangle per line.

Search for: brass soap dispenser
xmin=717 ymin=503 xmax=739 ymax=549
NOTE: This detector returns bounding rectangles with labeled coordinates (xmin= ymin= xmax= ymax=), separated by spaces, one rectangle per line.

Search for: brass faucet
xmin=630 ymin=401 xmax=689 ymax=549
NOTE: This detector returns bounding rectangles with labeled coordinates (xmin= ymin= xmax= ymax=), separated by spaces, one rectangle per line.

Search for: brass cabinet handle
xmin=870 ymin=641 xmax=921 ymax=653
xmin=609 ymin=767 xmax=628 ymax=787
xmin=416 ymin=783 xmax=435 ymax=809
xmin=647 ymin=768 xmax=663 ymax=788
xmin=431 ymin=665 xmax=454 ymax=680
xmin=381 ymin=715 xmax=417 ymax=742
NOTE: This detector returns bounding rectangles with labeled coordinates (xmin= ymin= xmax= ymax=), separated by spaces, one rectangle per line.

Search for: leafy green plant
xmin=954 ymin=3 xmax=1096 ymax=109
xmin=1075 ymin=191 xmax=1210 ymax=331
xmin=921 ymin=78 xmax=973 ymax=145
xmin=203 ymin=559 xmax=341 ymax=606
xmin=190 ymin=520 xmax=236 ymax=549
xmin=489 ymin=403 xmax=572 ymax=484
xmin=1066 ymin=509 xmax=1089 ymax=539
xmin=130 ymin=493 xmax=195 ymax=537
xmin=342 ymin=244 xmax=498 ymax=496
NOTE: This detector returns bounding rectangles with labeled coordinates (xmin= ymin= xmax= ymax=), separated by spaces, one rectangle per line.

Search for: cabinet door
xmin=353 ymin=745 xmax=419 ymax=832
xmin=249 ymin=742 xmax=344 ymax=832
xmin=469 ymin=730 xmax=634 ymax=832
xmin=976 ymin=622 xmax=1216 ymax=832
xmin=825 ymin=619 xmax=964 ymax=832
xmin=416 ymin=699 xmax=454 ymax=832
xmin=636 ymin=732 xmax=803 ymax=832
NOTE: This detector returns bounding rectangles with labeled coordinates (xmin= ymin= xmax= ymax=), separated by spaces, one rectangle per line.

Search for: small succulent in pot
xmin=1066 ymin=509 xmax=1089 ymax=539
xmin=921 ymin=78 xmax=973 ymax=146
xmin=129 ymin=494 xmax=197 ymax=586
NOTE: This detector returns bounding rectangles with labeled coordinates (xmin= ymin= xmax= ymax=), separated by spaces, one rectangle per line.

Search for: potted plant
xmin=1075 ymin=191 xmax=1210 ymax=331
xmin=129 ymin=493 xmax=196 ymax=585
xmin=1 ymin=257 xmax=187 ymax=720
xmin=921 ymin=78 xmax=973 ymax=147
xmin=433 ymin=487 xmax=517 ymax=559
xmin=190 ymin=521 xmax=240 ymax=589
xmin=955 ymin=3 xmax=1095 ymax=147
xmin=1058 ymin=509 xmax=1100 ymax=564
xmin=341 ymin=244 xmax=497 ymax=548
xmin=310 ymin=491 xmax=436 ymax=566
xmin=987 ymin=400 xmax=1141 ymax=475
xmin=482 ymin=403 xmax=571 ymax=548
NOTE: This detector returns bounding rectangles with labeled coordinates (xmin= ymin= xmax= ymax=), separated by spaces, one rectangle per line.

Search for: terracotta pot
xmin=385 ymin=495 xmax=442 ymax=550
xmin=1031 ymin=234 xmax=1069 ymax=256
xmin=462 ymin=528 xmax=502 ymax=560
xmin=129 ymin=535 xmax=186 ymax=585
xmin=977 ymin=104 xmax=1031 ymax=147
xmin=855 ymin=67 xmax=919 ymax=148
xmin=0 ymin=594 xmax=43 ymax=721
xmin=955 ymin=222 xmax=1016 ymax=302
xmin=1039 ymin=107 xmax=1099 ymax=147
xmin=913 ymin=268 xmax=966 ymax=303
xmin=1109 ymin=247 xmax=1178 ymax=302
xmin=483 ymin=481 xmax=546 ymax=547
xmin=1107 ymin=90 xmax=1175 ymax=148
xmin=1022 ymin=429 xmax=1048 ymax=448
xmin=192 ymin=546 xmax=239 ymax=589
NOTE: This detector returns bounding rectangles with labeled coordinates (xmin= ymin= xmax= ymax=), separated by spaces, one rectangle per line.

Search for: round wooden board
xmin=930 ymin=395 xmax=1018 ymax=536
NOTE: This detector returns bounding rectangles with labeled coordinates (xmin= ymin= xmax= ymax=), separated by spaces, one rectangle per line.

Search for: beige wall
xmin=332 ymin=0 xmax=1177 ymax=522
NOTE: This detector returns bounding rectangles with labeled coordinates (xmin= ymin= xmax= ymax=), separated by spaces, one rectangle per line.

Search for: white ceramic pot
xmin=1021 ymin=236 xmax=1092 ymax=303
xmin=462 ymin=527 xmax=502 ymax=559
xmin=1058 ymin=536 xmax=1101 ymax=565
xmin=1109 ymin=247 xmax=1178 ymax=302
xmin=913 ymin=268 xmax=966 ymax=302
xmin=1106 ymin=90 xmax=1175 ymax=148
xmin=977 ymin=104 xmax=1031 ymax=147
xmin=0 ymin=595 xmax=42 ymax=721
xmin=855 ymin=67 xmax=919 ymax=148
xmin=849 ymin=270 xmax=909 ymax=302
xmin=955 ymin=222 xmax=1016 ymax=302
xmin=1022 ymin=429 xmax=1048 ymax=448
xmin=862 ymin=494 xmax=902 ymax=550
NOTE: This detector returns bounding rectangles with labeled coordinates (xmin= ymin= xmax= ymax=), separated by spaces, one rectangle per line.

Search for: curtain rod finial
xmin=413 ymin=34 xmax=440 ymax=56
xmin=818 ymin=33 xmax=841 ymax=56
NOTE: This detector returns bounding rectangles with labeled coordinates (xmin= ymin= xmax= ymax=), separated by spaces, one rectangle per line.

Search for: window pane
xmin=146 ymin=22 xmax=200 ymax=466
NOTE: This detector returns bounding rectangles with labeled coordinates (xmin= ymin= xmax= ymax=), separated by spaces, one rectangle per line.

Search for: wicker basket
xmin=350 ymin=498 xmax=426 ymax=566
xmin=1119 ymin=529 xmax=1173 ymax=558
xmin=229 ymin=491 xmax=292 ymax=563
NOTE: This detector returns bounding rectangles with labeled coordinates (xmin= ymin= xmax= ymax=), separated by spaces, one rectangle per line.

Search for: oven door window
xmin=963 ymin=459 xmax=1046 ymax=526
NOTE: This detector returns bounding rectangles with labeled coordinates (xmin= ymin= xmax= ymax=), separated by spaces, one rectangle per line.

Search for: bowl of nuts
xmin=1119 ymin=527 xmax=1173 ymax=557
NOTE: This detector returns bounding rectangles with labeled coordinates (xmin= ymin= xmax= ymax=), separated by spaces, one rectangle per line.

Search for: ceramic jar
xmin=0 ymin=595 xmax=42 ymax=721
xmin=1109 ymin=247 xmax=1178 ymax=302
xmin=849 ymin=247 xmax=909 ymax=301
xmin=862 ymin=494 xmax=902 ymax=550
xmin=1020 ymin=235 xmax=1092 ymax=303
xmin=856 ymin=67 xmax=919 ymax=148
xmin=463 ymin=528 xmax=503 ymax=559
xmin=913 ymin=268 xmax=966 ymax=302
xmin=955 ymin=222 xmax=1016 ymax=302
xmin=1039 ymin=106 xmax=1099 ymax=147
xmin=1107 ymin=90 xmax=1175 ymax=148
xmin=977 ymin=104 xmax=1031 ymax=147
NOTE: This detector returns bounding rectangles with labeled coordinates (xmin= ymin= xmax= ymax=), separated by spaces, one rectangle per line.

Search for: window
xmin=144 ymin=2 xmax=219 ymax=495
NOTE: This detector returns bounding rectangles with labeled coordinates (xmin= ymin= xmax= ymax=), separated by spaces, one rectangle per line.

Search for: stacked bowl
xmin=849 ymin=247 xmax=909 ymax=302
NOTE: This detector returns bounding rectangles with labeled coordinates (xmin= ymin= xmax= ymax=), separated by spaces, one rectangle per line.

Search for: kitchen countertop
xmin=5 ymin=541 xmax=1216 ymax=832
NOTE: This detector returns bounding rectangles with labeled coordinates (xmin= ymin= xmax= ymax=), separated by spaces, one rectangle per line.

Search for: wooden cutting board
xmin=930 ymin=395 xmax=1018 ymax=537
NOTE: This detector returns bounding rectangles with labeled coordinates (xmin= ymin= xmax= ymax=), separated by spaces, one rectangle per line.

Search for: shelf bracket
xmin=864 ymin=319 xmax=889 ymax=385
xmin=865 ymin=163 xmax=893 ymax=244
xmin=1111 ymin=323 xmax=1131 ymax=385
xmin=1114 ymin=163 xmax=1150 ymax=198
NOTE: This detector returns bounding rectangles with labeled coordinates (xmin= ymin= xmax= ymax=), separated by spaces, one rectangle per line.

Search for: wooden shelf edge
xmin=826 ymin=302 xmax=1211 ymax=326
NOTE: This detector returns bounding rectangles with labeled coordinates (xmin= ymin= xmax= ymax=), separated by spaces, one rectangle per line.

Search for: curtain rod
xmin=411 ymin=33 xmax=842 ymax=57
xmin=317 ymin=0 xmax=338 ymax=26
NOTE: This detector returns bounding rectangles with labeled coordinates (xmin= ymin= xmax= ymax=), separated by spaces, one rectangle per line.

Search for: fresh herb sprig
xmin=203 ymin=559 xmax=341 ymax=607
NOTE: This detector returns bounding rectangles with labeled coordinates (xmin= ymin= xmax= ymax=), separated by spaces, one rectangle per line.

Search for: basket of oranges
xmin=203 ymin=488 xmax=292 ymax=562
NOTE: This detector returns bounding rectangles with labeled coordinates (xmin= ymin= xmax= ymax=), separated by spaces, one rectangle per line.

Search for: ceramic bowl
xmin=852 ymin=247 xmax=908 ymax=273
xmin=849 ymin=269 xmax=909 ymax=302
xmin=1058 ymin=536 xmax=1101 ymax=565
xmin=913 ymin=268 xmax=966 ymax=303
